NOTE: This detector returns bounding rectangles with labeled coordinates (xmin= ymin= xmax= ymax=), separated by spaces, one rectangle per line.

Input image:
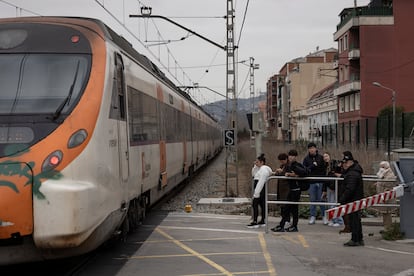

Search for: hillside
xmin=202 ymin=94 xmax=266 ymax=132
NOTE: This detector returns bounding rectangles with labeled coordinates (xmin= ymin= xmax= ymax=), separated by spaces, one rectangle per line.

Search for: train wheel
xmin=120 ymin=215 xmax=129 ymax=242
xmin=127 ymin=199 xmax=140 ymax=230
xmin=139 ymin=195 xmax=147 ymax=222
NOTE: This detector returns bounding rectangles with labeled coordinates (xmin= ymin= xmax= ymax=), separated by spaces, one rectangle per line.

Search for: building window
xmin=339 ymin=97 xmax=345 ymax=113
xmin=344 ymin=95 xmax=350 ymax=112
xmin=339 ymin=38 xmax=343 ymax=53
xmin=344 ymin=34 xmax=348 ymax=51
xmin=355 ymin=92 xmax=360 ymax=110
xmin=350 ymin=93 xmax=355 ymax=111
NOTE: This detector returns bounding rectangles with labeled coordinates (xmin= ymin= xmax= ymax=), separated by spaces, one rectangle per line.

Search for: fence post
xmin=321 ymin=125 xmax=325 ymax=147
xmin=357 ymin=119 xmax=360 ymax=145
xmin=376 ymin=117 xmax=379 ymax=149
xmin=402 ymin=112 xmax=405 ymax=148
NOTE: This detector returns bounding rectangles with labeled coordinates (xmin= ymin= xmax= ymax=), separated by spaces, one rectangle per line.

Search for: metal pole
xmin=392 ymin=90 xmax=396 ymax=149
xmin=372 ymin=82 xmax=397 ymax=149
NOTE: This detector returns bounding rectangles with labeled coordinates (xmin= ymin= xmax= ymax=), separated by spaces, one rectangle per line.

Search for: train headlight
xmin=71 ymin=35 xmax=80 ymax=43
xmin=42 ymin=150 xmax=63 ymax=172
xmin=68 ymin=129 xmax=88 ymax=148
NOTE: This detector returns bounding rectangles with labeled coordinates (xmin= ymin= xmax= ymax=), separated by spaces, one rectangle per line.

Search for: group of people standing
xmin=247 ymin=142 xmax=375 ymax=247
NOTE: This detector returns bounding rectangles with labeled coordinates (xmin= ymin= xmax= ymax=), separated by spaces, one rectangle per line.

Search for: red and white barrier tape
xmin=326 ymin=185 xmax=404 ymax=220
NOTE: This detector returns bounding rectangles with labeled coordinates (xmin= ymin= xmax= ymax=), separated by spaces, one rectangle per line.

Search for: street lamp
xmin=372 ymin=81 xmax=396 ymax=148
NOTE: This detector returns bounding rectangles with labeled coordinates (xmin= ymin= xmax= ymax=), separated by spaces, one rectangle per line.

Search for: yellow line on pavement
xmin=155 ymin=227 xmax=233 ymax=276
xmin=115 ymin=251 xmax=262 ymax=260
xmin=275 ymin=233 xmax=309 ymax=248
xmin=258 ymin=232 xmax=277 ymax=276
xmin=183 ymin=270 xmax=270 ymax=276
xmin=297 ymin=234 xmax=309 ymax=248
xmin=134 ymin=236 xmax=255 ymax=244
xmin=281 ymin=235 xmax=300 ymax=245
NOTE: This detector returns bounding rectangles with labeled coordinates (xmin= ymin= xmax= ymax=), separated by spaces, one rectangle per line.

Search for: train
xmin=0 ymin=16 xmax=222 ymax=265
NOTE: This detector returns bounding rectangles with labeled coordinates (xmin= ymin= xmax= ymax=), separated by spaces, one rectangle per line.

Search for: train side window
xmin=128 ymin=87 xmax=159 ymax=144
xmin=110 ymin=53 xmax=126 ymax=120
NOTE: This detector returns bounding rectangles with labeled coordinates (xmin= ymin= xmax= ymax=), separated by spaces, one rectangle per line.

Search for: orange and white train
xmin=0 ymin=16 xmax=222 ymax=265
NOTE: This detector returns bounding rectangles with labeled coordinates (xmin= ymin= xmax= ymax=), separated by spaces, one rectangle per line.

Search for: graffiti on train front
xmin=0 ymin=149 xmax=62 ymax=199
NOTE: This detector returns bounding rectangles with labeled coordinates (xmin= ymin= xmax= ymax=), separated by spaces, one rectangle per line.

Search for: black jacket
xmin=303 ymin=152 xmax=326 ymax=184
xmin=275 ymin=164 xmax=290 ymax=200
xmin=285 ymin=160 xmax=307 ymax=190
xmin=322 ymin=160 xmax=341 ymax=192
xmin=339 ymin=161 xmax=364 ymax=204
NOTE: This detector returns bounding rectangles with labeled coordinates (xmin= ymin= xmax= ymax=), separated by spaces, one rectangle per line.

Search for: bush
xmin=381 ymin=222 xmax=404 ymax=240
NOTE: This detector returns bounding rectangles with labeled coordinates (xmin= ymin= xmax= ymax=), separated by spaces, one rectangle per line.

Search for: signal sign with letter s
xmin=224 ymin=129 xmax=235 ymax=146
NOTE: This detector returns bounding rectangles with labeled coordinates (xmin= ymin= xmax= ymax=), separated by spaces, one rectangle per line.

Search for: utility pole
xmin=130 ymin=5 xmax=239 ymax=197
xmin=250 ymin=57 xmax=255 ymax=111
xmin=225 ymin=0 xmax=238 ymax=197
xmin=248 ymin=57 xmax=261 ymax=156
xmin=249 ymin=57 xmax=259 ymax=111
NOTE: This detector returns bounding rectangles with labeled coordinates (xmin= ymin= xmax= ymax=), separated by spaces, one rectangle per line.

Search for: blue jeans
xmin=309 ymin=183 xmax=325 ymax=217
xmin=327 ymin=188 xmax=343 ymax=224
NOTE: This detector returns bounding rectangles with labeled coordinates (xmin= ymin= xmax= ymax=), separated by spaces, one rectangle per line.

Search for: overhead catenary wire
xmin=236 ymin=0 xmax=250 ymax=47
xmin=94 ymin=0 xmax=195 ymax=87
xmin=4 ymin=0 xmax=242 ymax=104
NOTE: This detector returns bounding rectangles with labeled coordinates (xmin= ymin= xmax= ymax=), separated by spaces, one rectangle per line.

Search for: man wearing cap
xmin=337 ymin=151 xmax=365 ymax=246
xmin=303 ymin=142 xmax=327 ymax=225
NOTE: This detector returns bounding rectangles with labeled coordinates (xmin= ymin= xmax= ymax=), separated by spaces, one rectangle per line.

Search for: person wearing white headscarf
xmin=374 ymin=161 xmax=397 ymax=229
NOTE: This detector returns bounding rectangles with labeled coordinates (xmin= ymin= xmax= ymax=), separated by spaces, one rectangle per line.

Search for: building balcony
xmin=334 ymin=6 xmax=393 ymax=40
xmin=333 ymin=80 xmax=361 ymax=96
xmin=337 ymin=6 xmax=393 ymax=30
xmin=348 ymin=49 xmax=360 ymax=60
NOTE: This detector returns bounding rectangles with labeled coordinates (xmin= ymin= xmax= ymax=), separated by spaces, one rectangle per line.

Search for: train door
xmin=156 ymin=84 xmax=167 ymax=188
xmin=114 ymin=53 xmax=129 ymax=183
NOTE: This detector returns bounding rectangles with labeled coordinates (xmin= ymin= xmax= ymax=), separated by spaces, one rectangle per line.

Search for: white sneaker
xmin=309 ymin=216 xmax=316 ymax=225
xmin=323 ymin=216 xmax=329 ymax=225
xmin=246 ymin=222 xmax=259 ymax=229
xmin=332 ymin=223 xmax=341 ymax=227
xmin=284 ymin=222 xmax=291 ymax=229
xmin=328 ymin=222 xmax=334 ymax=227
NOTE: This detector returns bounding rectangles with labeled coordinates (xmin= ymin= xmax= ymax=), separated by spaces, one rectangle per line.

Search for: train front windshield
xmin=0 ymin=54 xmax=89 ymax=115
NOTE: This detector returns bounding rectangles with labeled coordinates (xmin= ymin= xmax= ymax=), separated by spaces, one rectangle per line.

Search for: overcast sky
xmin=0 ymin=0 xmax=370 ymax=105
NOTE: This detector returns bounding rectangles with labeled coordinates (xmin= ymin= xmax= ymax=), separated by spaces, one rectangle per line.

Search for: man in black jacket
xmin=303 ymin=142 xmax=327 ymax=225
xmin=338 ymin=151 xmax=364 ymax=246
xmin=270 ymin=153 xmax=291 ymax=232
xmin=273 ymin=149 xmax=307 ymax=232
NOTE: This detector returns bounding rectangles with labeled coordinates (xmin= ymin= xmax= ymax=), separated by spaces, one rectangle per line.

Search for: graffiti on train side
xmin=0 ymin=157 xmax=62 ymax=200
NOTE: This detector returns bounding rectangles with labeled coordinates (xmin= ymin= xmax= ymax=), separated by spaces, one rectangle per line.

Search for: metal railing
xmin=263 ymin=175 xmax=399 ymax=233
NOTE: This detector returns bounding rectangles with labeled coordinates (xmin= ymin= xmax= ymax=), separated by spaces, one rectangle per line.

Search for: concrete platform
xmin=198 ymin=197 xmax=251 ymax=205
xmin=78 ymin=211 xmax=414 ymax=276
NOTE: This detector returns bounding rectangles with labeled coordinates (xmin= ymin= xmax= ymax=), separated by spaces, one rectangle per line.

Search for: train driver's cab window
xmin=0 ymin=54 xmax=90 ymax=115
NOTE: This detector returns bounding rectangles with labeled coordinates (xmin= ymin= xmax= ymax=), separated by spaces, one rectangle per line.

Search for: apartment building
xmin=307 ymin=82 xmax=338 ymax=143
xmin=266 ymin=48 xmax=337 ymax=142
xmin=266 ymin=0 xmax=414 ymax=145
xmin=334 ymin=0 xmax=414 ymax=142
